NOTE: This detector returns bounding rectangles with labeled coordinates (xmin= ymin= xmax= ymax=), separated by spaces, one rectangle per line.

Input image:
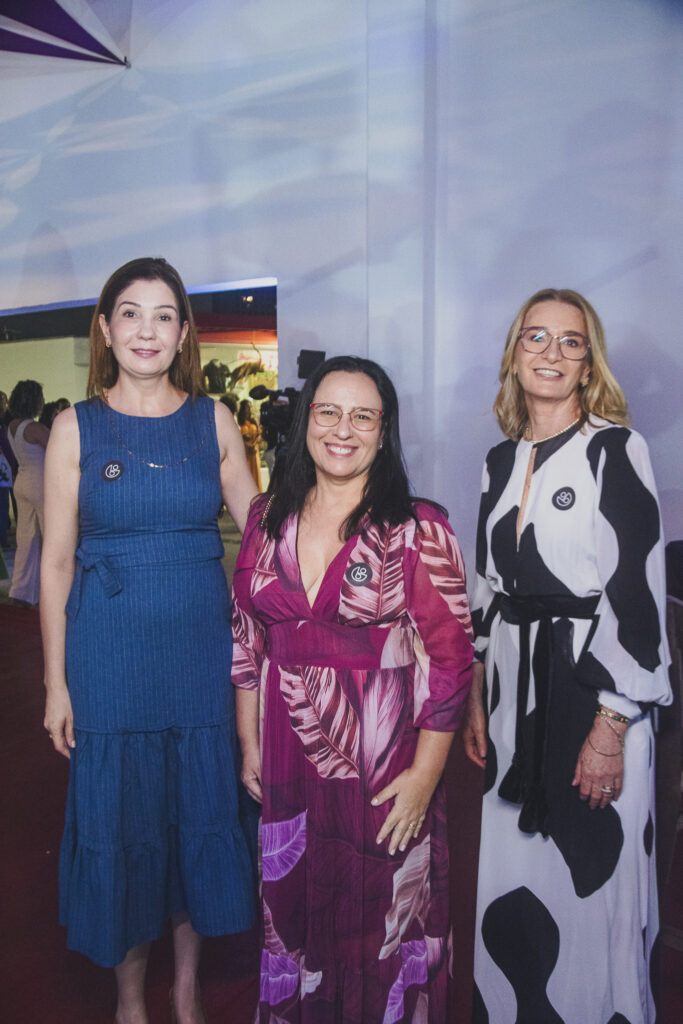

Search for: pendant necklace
xmin=103 ymin=395 xmax=205 ymax=469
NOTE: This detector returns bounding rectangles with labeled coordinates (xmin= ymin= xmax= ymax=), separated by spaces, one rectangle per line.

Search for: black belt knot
xmin=496 ymin=593 xmax=599 ymax=836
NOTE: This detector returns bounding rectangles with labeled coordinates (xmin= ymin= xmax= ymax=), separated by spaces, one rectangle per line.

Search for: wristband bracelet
xmin=598 ymin=704 xmax=630 ymax=725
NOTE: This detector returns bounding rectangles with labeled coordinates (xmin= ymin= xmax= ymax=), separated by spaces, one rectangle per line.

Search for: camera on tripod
xmin=249 ymin=348 xmax=326 ymax=453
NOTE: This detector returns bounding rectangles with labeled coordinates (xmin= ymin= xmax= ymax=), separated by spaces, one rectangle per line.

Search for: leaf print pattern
xmin=260 ymin=949 xmax=299 ymax=1007
xmin=412 ymin=991 xmax=429 ymax=1023
xmin=426 ymin=934 xmax=445 ymax=974
xmin=380 ymin=624 xmax=415 ymax=670
xmin=383 ymin=940 xmax=429 ymax=1024
xmin=261 ymin=902 xmax=322 ymax=1006
xmin=300 ymin=958 xmax=323 ymax=996
xmin=262 ymin=811 xmax=307 ymax=882
xmin=251 ymin=529 xmax=278 ymax=598
xmin=362 ymin=669 xmax=411 ymax=790
xmin=231 ymin=601 xmax=264 ymax=690
xmin=380 ymin=834 xmax=431 ymax=959
xmin=280 ymin=665 xmax=360 ymax=779
xmin=274 ymin=514 xmax=303 ymax=591
xmin=263 ymin=899 xmax=289 ymax=956
xmin=417 ymin=519 xmax=473 ymax=631
xmin=339 ymin=521 xmax=411 ymax=624
xmin=230 ymin=501 xmax=475 ymax=1021
xmin=411 ymin=630 xmax=431 ymax=725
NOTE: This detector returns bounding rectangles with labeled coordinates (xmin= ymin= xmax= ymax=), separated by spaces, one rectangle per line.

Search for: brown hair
xmin=9 ymin=379 xmax=44 ymax=420
xmin=493 ymin=287 xmax=630 ymax=439
xmin=87 ymin=257 xmax=202 ymax=399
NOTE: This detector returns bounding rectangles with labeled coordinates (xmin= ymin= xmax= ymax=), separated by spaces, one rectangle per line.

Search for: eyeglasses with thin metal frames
xmin=309 ymin=403 xmax=383 ymax=430
xmin=518 ymin=326 xmax=590 ymax=361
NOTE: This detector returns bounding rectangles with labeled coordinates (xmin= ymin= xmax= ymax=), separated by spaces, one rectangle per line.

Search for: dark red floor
xmin=1 ymin=602 xmax=680 ymax=1022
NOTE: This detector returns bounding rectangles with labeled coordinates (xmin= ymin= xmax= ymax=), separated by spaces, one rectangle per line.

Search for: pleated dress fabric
xmin=59 ymin=396 xmax=254 ymax=967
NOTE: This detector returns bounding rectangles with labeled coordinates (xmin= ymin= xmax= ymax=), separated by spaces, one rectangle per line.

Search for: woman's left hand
xmin=371 ymin=767 xmax=436 ymax=856
xmin=572 ymin=716 xmax=625 ymax=809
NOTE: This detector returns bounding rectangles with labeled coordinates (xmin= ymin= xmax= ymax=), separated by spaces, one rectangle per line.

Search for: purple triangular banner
xmin=0 ymin=0 xmax=122 ymax=63
xmin=0 ymin=26 xmax=122 ymax=64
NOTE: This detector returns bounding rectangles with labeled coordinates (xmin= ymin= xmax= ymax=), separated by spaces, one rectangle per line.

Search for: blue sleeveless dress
xmin=59 ymin=396 xmax=254 ymax=967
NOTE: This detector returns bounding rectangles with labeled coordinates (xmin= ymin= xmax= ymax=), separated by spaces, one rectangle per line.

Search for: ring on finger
xmin=600 ymin=785 xmax=613 ymax=794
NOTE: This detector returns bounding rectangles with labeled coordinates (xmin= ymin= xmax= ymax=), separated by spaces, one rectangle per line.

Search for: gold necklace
xmin=524 ymin=416 xmax=580 ymax=445
xmin=104 ymin=400 xmax=206 ymax=469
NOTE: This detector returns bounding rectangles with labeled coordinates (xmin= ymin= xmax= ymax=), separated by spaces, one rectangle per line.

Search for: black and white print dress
xmin=471 ymin=418 xmax=671 ymax=1024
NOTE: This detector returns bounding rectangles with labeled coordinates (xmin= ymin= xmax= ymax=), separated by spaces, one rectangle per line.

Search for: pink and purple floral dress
xmin=232 ymin=499 xmax=474 ymax=1023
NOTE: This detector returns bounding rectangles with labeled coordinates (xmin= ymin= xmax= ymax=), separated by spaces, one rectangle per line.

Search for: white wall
xmin=1 ymin=0 xmax=681 ymax=572
xmin=0 ymin=338 xmax=88 ymax=406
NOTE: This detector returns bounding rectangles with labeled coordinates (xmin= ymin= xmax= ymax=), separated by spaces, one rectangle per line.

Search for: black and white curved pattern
xmin=472 ymin=419 xmax=671 ymax=1023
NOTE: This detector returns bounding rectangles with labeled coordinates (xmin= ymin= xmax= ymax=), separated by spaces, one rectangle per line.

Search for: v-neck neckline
xmin=295 ymin=516 xmax=356 ymax=614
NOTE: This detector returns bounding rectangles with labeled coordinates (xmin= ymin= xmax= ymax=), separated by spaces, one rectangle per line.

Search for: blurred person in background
xmin=0 ymin=389 xmax=17 ymax=547
xmin=237 ymin=398 xmax=263 ymax=491
xmin=7 ymin=380 xmax=48 ymax=605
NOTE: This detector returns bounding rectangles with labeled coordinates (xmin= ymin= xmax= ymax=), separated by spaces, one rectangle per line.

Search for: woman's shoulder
xmin=244 ymin=492 xmax=272 ymax=532
xmin=583 ymin=416 xmax=647 ymax=449
xmin=486 ymin=435 xmax=518 ymax=455
xmin=481 ymin=436 xmax=519 ymax=477
xmin=72 ymin=396 xmax=102 ymax=416
xmin=582 ymin=418 xmax=654 ymax=480
xmin=410 ymin=498 xmax=449 ymax=526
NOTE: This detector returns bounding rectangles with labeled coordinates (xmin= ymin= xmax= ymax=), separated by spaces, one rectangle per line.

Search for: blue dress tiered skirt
xmin=59 ymin=396 xmax=254 ymax=967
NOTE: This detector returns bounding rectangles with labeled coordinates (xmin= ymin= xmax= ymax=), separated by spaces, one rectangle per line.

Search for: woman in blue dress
xmin=41 ymin=258 xmax=258 ymax=1024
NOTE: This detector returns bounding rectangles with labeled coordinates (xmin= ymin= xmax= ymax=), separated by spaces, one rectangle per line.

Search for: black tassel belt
xmin=496 ymin=593 xmax=599 ymax=836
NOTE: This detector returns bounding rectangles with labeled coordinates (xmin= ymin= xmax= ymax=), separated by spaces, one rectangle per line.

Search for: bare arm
xmin=372 ymin=729 xmax=454 ymax=855
xmin=463 ymin=660 xmax=487 ymax=768
xmin=24 ymin=421 xmax=50 ymax=449
xmin=214 ymin=400 xmax=258 ymax=532
xmin=40 ymin=408 xmax=80 ymax=758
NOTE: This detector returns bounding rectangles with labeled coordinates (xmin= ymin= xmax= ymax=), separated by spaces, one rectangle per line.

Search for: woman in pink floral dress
xmin=232 ymin=356 xmax=474 ymax=1023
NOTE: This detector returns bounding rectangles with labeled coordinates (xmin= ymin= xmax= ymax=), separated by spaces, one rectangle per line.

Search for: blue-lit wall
xmin=1 ymin=0 xmax=681 ymax=564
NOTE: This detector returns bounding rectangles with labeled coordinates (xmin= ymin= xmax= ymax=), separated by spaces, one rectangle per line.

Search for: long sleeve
xmin=231 ymin=504 xmax=268 ymax=691
xmin=470 ymin=442 xmax=517 ymax=662
xmin=404 ymin=507 xmax=474 ymax=731
xmin=576 ymin=427 xmax=672 ymax=713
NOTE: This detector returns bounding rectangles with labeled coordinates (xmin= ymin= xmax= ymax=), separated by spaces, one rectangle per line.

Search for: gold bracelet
xmin=598 ymin=704 xmax=630 ymax=725
xmin=587 ymin=735 xmax=623 ymax=758
xmin=598 ymin=714 xmax=626 ymax=751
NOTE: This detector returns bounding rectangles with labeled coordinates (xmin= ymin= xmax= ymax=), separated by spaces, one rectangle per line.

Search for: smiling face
xmin=514 ymin=299 xmax=590 ymax=412
xmin=99 ymin=278 xmax=189 ymax=384
xmin=306 ymin=371 xmax=383 ymax=486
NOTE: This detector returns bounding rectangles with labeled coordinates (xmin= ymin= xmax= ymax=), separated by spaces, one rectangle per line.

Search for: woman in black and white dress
xmin=464 ymin=288 xmax=671 ymax=1024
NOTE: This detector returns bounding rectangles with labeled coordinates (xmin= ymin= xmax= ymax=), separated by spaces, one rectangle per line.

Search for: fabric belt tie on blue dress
xmin=67 ymin=533 xmax=224 ymax=620
xmin=68 ymin=548 xmax=123 ymax=618
xmin=496 ymin=592 xmax=600 ymax=837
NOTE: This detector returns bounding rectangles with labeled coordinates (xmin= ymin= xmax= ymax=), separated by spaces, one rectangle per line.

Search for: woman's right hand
xmin=463 ymin=661 xmax=487 ymax=769
xmin=44 ymin=685 xmax=75 ymax=759
xmin=241 ymin=743 xmax=263 ymax=803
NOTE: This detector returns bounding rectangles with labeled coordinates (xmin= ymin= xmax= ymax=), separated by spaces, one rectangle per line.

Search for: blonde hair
xmin=493 ymin=288 xmax=630 ymax=439
xmin=87 ymin=257 xmax=202 ymax=400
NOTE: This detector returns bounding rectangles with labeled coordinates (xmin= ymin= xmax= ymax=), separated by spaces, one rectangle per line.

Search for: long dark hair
xmin=238 ymin=399 xmax=254 ymax=426
xmin=264 ymin=355 xmax=430 ymax=540
xmin=9 ymin=380 xmax=44 ymax=420
xmin=87 ymin=257 xmax=202 ymax=400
